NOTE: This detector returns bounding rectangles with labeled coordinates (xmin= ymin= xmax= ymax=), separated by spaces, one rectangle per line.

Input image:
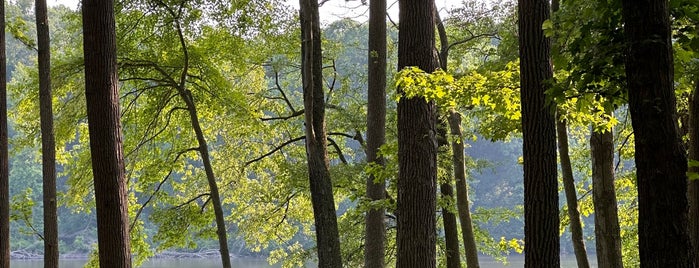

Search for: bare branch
xmin=244 ymin=136 xmax=306 ymax=167
xmin=261 ymin=109 xmax=305 ymax=121
xmin=171 ymin=193 xmax=211 ymax=210
xmin=327 ymin=137 xmax=348 ymax=164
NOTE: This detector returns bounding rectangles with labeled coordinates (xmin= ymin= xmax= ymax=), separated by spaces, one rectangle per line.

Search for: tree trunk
xmin=434 ymin=11 xmax=461 ymax=268
xmin=364 ymin=0 xmax=387 ymax=266
xmin=689 ymin=83 xmax=699 ymax=260
xmin=436 ymin=11 xmax=480 ymax=268
xmin=620 ymin=1 xmax=696 ymax=266
xmin=556 ymin=119 xmax=590 ymax=268
xmin=162 ymin=4 xmax=232 ymax=265
xmin=440 ymin=180 xmax=461 ymax=268
xmin=36 ymin=0 xmax=58 ymax=266
xmin=299 ymin=0 xmax=343 ymax=267
xmin=81 ymin=1 xmax=133 ymax=267
xmin=448 ymin=112 xmax=480 ymax=268
xmin=396 ymin=1 xmax=439 ymax=267
xmin=0 ymin=0 xmax=8 ymax=265
xmin=590 ymin=127 xmax=623 ymax=268
xmin=179 ymin=89 xmax=231 ymax=268
xmin=518 ymin=0 xmax=559 ymax=266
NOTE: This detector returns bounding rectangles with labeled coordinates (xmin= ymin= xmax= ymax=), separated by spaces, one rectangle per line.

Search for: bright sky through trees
xmin=53 ymin=0 xmax=456 ymax=23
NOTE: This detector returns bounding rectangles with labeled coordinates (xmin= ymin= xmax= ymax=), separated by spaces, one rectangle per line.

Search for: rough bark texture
xmin=364 ymin=0 xmax=387 ymax=266
xmin=36 ymin=0 xmax=59 ymax=266
xmin=518 ymin=0 xmax=560 ymax=266
xmin=299 ymin=0 xmax=343 ymax=267
xmin=81 ymin=1 xmax=133 ymax=267
xmin=620 ymin=1 xmax=696 ymax=267
xmin=689 ymin=84 xmax=699 ymax=259
xmin=0 ymin=0 xmax=8 ymax=265
xmin=396 ymin=1 xmax=439 ymax=267
xmin=556 ymin=119 xmax=590 ymax=268
xmin=590 ymin=128 xmax=623 ymax=268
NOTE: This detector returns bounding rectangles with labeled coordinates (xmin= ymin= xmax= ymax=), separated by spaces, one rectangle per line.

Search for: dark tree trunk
xmin=0 ymin=0 xmax=8 ymax=265
xmin=179 ymin=89 xmax=231 ymax=268
xmin=550 ymin=0 xmax=587 ymax=265
xmin=81 ymin=0 xmax=133 ymax=267
xmin=299 ymin=0 xmax=343 ymax=267
xmin=689 ymin=84 xmax=699 ymax=259
xmin=556 ymin=119 xmax=590 ymax=268
xmin=396 ymin=1 xmax=439 ymax=267
xmin=434 ymin=11 xmax=461 ymax=268
xmin=449 ymin=112 xmax=480 ymax=268
xmin=518 ymin=0 xmax=559 ymax=266
xmin=621 ymin=1 xmax=696 ymax=267
xmin=162 ymin=4 xmax=232 ymax=265
xmin=440 ymin=159 xmax=461 ymax=268
xmin=435 ymin=11 xmax=480 ymax=268
xmin=36 ymin=0 xmax=58 ymax=266
xmin=590 ymin=127 xmax=623 ymax=268
xmin=364 ymin=0 xmax=387 ymax=266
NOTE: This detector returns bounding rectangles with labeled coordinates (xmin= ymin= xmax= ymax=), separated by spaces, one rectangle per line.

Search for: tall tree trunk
xmin=161 ymin=4 xmax=233 ymax=265
xmin=36 ymin=0 xmax=58 ymax=266
xmin=518 ymin=0 xmax=559 ymax=266
xmin=550 ymin=0 xmax=588 ymax=265
xmin=396 ymin=1 xmax=439 ymax=267
xmin=364 ymin=0 xmax=387 ymax=266
xmin=0 ymin=0 xmax=8 ymax=265
xmin=435 ymin=11 xmax=480 ymax=268
xmin=299 ymin=0 xmax=342 ymax=266
xmin=81 ymin=0 xmax=133 ymax=267
xmin=179 ymin=89 xmax=231 ymax=268
xmin=620 ymin=1 xmax=696 ymax=266
xmin=689 ymin=83 xmax=699 ymax=259
xmin=590 ymin=127 xmax=623 ymax=268
xmin=434 ymin=9 xmax=461 ymax=268
xmin=448 ymin=112 xmax=480 ymax=268
xmin=556 ymin=119 xmax=590 ymax=268
xmin=440 ymin=180 xmax=461 ymax=268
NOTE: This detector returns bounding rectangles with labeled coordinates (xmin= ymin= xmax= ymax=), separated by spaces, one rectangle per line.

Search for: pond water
xmin=10 ymin=255 xmax=596 ymax=267
xmin=10 ymin=259 xmax=275 ymax=268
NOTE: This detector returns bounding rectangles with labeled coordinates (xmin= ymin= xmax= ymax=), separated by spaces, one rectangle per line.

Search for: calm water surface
xmin=10 ymin=255 xmax=595 ymax=267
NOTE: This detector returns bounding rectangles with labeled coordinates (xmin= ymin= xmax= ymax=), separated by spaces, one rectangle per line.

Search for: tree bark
xmin=36 ymin=0 xmax=59 ymax=266
xmin=299 ymin=0 xmax=343 ymax=267
xmin=179 ymin=89 xmax=231 ymax=268
xmin=556 ymin=119 xmax=590 ymax=268
xmin=396 ymin=1 xmax=439 ymax=267
xmin=689 ymin=83 xmax=699 ymax=260
xmin=550 ymin=0 xmax=587 ymax=265
xmin=0 ymin=0 xmax=8 ymax=265
xmin=590 ymin=127 xmax=623 ymax=268
xmin=364 ymin=0 xmax=387 ymax=266
xmin=161 ymin=4 xmax=233 ymax=265
xmin=434 ymin=10 xmax=461 ymax=268
xmin=440 ymin=180 xmax=461 ymax=268
xmin=518 ymin=0 xmax=559 ymax=266
xmin=620 ymin=1 xmax=696 ymax=266
xmin=81 ymin=0 xmax=133 ymax=267
xmin=435 ymin=11 xmax=480 ymax=268
xmin=449 ymin=112 xmax=480 ymax=268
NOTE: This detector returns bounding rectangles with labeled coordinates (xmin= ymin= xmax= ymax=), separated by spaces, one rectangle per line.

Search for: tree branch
xmin=244 ymin=136 xmax=306 ymax=167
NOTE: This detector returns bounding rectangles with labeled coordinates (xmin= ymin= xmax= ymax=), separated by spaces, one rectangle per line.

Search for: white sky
xmin=52 ymin=0 xmax=459 ymax=23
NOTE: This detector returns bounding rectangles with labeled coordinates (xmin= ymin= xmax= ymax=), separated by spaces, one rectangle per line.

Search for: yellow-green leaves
xmin=394 ymin=67 xmax=455 ymax=106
